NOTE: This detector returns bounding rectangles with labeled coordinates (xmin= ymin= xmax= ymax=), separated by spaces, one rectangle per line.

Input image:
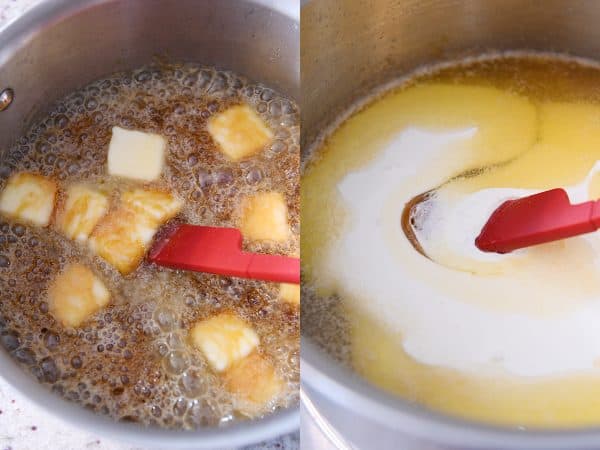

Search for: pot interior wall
xmin=301 ymin=0 xmax=600 ymax=152
xmin=0 ymin=0 xmax=299 ymax=150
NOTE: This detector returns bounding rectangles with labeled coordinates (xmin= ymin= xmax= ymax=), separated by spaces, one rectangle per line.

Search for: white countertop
xmin=0 ymin=1 xmax=299 ymax=449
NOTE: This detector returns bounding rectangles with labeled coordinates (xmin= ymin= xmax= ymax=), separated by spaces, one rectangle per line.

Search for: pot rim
xmin=0 ymin=0 xmax=299 ymax=447
xmin=302 ymin=337 xmax=600 ymax=449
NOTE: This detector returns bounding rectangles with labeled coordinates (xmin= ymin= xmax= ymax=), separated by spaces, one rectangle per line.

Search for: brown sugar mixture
xmin=0 ymin=63 xmax=299 ymax=429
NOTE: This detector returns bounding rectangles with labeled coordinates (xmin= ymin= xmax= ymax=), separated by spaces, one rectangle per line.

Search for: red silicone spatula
xmin=148 ymin=224 xmax=300 ymax=284
xmin=475 ymin=188 xmax=600 ymax=254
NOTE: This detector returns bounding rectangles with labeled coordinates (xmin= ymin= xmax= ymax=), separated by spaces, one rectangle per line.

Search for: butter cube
xmin=107 ymin=126 xmax=166 ymax=181
xmin=190 ymin=312 xmax=259 ymax=372
xmin=240 ymin=192 xmax=290 ymax=242
xmin=279 ymin=283 xmax=300 ymax=306
xmin=0 ymin=173 xmax=57 ymax=226
xmin=89 ymin=188 xmax=181 ymax=275
xmin=56 ymin=184 xmax=109 ymax=242
xmin=89 ymin=208 xmax=156 ymax=275
xmin=121 ymin=188 xmax=182 ymax=223
xmin=47 ymin=264 xmax=110 ymax=328
xmin=208 ymin=104 xmax=273 ymax=161
xmin=224 ymin=352 xmax=284 ymax=417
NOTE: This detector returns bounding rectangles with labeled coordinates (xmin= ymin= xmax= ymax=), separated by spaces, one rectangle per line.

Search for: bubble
xmin=44 ymin=331 xmax=60 ymax=350
xmin=151 ymin=405 xmax=162 ymax=417
xmin=186 ymin=399 xmax=214 ymax=427
xmin=134 ymin=381 xmax=151 ymax=398
xmin=164 ymin=351 xmax=189 ymax=375
xmin=260 ymin=90 xmax=274 ymax=102
xmin=0 ymin=332 xmax=20 ymax=351
xmin=214 ymin=170 xmax=233 ymax=185
xmin=282 ymin=100 xmax=296 ymax=115
xmin=54 ymin=115 xmax=70 ymax=128
xmin=208 ymin=74 xmax=228 ymax=93
xmin=182 ymin=72 xmax=198 ymax=87
xmin=92 ymin=111 xmax=104 ymax=123
xmin=14 ymin=347 xmax=35 ymax=365
xmin=198 ymin=70 xmax=213 ymax=89
xmin=187 ymin=154 xmax=198 ymax=166
xmin=196 ymin=170 xmax=212 ymax=189
xmin=184 ymin=295 xmax=197 ymax=307
xmin=207 ymin=101 xmax=218 ymax=113
xmin=173 ymin=397 xmax=188 ymax=416
xmin=85 ymin=98 xmax=98 ymax=110
xmin=154 ymin=308 xmax=177 ymax=332
xmin=270 ymin=140 xmax=287 ymax=153
xmin=246 ymin=169 xmax=263 ymax=184
xmin=71 ymin=356 xmax=82 ymax=369
xmin=135 ymin=70 xmax=151 ymax=83
xmin=179 ymin=369 xmax=206 ymax=397
xmin=41 ymin=357 xmax=59 ymax=382
xmin=166 ymin=333 xmax=185 ymax=349
xmin=67 ymin=163 xmax=79 ymax=175
xmin=0 ymin=255 xmax=9 ymax=268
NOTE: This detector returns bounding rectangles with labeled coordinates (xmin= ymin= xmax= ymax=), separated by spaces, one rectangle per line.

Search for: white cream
xmin=415 ymin=160 xmax=600 ymax=273
xmin=328 ymin=127 xmax=600 ymax=377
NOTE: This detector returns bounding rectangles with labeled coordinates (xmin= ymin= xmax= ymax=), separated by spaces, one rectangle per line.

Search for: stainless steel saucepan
xmin=0 ymin=0 xmax=298 ymax=448
xmin=301 ymin=0 xmax=600 ymax=448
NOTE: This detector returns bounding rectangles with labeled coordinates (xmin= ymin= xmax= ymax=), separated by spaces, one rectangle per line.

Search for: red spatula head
xmin=475 ymin=188 xmax=600 ymax=253
xmin=148 ymin=224 xmax=300 ymax=284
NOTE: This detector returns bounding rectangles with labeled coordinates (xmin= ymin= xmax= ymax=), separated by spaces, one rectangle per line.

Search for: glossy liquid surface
xmin=302 ymin=54 xmax=600 ymax=427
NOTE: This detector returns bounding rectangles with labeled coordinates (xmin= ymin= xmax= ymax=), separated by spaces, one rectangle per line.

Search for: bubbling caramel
xmin=0 ymin=64 xmax=299 ymax=429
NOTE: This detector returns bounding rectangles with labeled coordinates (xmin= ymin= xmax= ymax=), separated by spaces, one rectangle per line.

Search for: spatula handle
xmin=477 ymin=189 xmax=600 ymax=253
xmin=149 ymin=224 xmax=300 ymax=283
xmin=591 ymin=200 xmax=600 ymax=228
xmin=247 ymin=253 xmax=300 ymax=284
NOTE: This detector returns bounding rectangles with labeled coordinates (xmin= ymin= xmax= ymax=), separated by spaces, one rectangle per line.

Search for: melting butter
xmin=302 ymin=55 xmax=600 ymax=426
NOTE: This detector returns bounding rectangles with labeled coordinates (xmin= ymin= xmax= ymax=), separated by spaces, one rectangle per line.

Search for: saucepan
xmin=0 ymin=0 xmax=299 ymax=448
xmin=301 ymin=0 xmax=600 ymax=448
